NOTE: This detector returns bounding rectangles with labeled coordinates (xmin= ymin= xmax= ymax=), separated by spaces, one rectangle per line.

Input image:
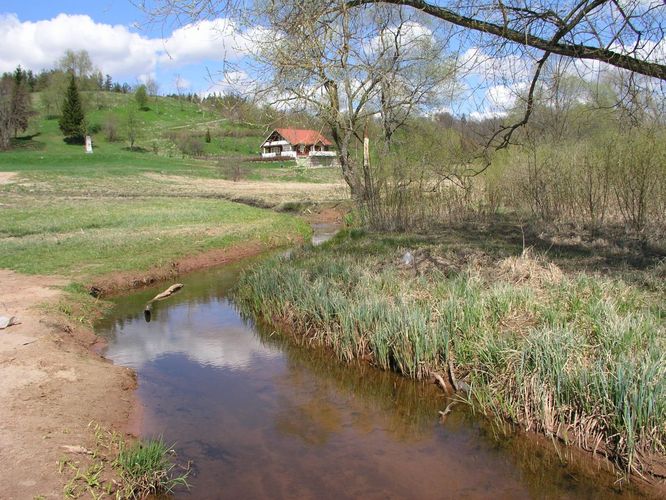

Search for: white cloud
xmin=0 ymin=13 xmax=252 ymax=81
xmin=201 ymin=70 xmax=257 ymax=97
xmin=159 ymin=18 xmax=250 ymax=66
xmin=458 ymin=46 xmax=533 ymax=82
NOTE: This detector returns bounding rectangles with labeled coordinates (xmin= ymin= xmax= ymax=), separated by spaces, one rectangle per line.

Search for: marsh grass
xmin=234 ymin=230 xmax=666 ymax=479
xmin=115 ymin=438 xmax=189 ymax=499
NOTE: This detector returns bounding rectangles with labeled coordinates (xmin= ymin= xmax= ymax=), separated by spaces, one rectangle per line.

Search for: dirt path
xmin=0 ymin=171 xmax=17 ymax=185
xmin=0 ymin=270 xmax=136 ymax=499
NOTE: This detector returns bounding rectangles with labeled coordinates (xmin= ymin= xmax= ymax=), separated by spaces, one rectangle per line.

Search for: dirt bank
xmin=0 ymin=218 xmax=335 ymax=497
xmin=88 ymin=239 xmax=293 ymax=297
xmin=0 ymin=270 xmax=136 ymax=499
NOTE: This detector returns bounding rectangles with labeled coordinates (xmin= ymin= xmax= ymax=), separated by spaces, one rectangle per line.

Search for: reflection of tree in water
xmin=255 ymin=319 xmax=447 ymax=445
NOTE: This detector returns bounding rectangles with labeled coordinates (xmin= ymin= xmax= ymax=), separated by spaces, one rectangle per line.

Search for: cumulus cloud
xmin=0 ymin=13 xmax=251 ymax=81
xmin=159 ymin=18 xmax=251 ymax=66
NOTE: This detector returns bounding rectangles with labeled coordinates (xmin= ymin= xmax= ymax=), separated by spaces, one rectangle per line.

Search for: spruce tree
xmin=59 ymin=73 xmax=85 ymax=143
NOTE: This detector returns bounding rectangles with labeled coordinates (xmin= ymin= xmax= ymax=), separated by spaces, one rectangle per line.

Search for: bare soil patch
xmin=0 ymin=171 xmax=17 ymax=185
xmin=0 ymin=270 xmax=136 ymax=499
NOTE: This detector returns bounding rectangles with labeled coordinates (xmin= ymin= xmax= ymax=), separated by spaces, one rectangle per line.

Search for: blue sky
xmin=0 ymin=0 xmax=552 ymax=118
xmin=0 ymin=0 xmax=244 ymax=96
xmin=4 ymin=1 xmax=661 ymax=120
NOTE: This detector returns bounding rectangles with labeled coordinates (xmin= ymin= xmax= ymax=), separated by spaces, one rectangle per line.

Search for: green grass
xmin=233 ymin=229 xmax=666 ymax=479
xmin=0 ymin=90 xmax=329 ymax=282
xmin=0 ymin=197 xmax=309 ymax=276
xmin=115 ymin=437 xmax=189 ymax=498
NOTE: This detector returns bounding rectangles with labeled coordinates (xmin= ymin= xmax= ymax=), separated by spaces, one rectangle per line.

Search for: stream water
xmin=96 ymin=227 xmax=645 ymax=499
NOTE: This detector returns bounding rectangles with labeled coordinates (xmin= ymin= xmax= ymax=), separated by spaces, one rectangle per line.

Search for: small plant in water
xmin=115 ymin=437 xmax=190 ymax=498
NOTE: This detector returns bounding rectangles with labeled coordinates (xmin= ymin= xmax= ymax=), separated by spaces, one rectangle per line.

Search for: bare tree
xmin=139 ymin=1 xmax=665 ymax=145
xmin=58 ymin=49 xmax=95 ymax=79
xmin=174 ymin=74 xmax=186 ymax=110
xmin=0 ymin=78 xmax=14 ymax=150
xmin=245 ymin=1 xmax=455 ymax=201
xmin=126 ymin=107 xmax=140 ymax=149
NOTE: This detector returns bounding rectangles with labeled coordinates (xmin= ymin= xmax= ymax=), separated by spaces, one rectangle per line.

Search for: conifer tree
xmin=205 ymin=128 xmax=211 ymax=143
xmin=59 ymin=73 xmax=85 ymax=143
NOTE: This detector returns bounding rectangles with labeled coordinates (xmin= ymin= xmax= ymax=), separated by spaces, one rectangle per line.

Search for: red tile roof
xmin=275 ymin=128 xmax=333 ymax=146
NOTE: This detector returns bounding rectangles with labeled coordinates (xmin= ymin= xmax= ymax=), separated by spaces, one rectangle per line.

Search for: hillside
xmin=0 ymin=91 xmax=340 ymax=184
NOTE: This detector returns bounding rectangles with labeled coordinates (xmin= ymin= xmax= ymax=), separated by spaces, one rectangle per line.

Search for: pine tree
xmin=59 ymin=73 xmax=85 ymax=143
xmin=205 ymin=128 xmax=211 ymax=143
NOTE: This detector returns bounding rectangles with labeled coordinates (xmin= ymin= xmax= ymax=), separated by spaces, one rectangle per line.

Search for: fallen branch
xmin=144 ymin=284 xmax=184 ymax=313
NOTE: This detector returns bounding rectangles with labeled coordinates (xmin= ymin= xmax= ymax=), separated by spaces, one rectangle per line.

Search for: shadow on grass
xmin=359 ymin=213 xmax=665 ymax=275
xmin=9 ymin=133 xmax=46 ymax=151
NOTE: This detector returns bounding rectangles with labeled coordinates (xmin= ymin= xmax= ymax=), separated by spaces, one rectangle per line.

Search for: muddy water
xmin=97 ymin=234 xmax=644 ymax=499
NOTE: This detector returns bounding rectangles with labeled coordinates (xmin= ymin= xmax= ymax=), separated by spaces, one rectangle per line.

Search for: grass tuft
xmin=115 ymin=437 xmax=189 ymax=499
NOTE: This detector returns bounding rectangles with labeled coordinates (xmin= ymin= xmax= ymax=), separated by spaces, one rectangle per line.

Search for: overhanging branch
xmin=346 ymin=0 xmax=666 ymax=80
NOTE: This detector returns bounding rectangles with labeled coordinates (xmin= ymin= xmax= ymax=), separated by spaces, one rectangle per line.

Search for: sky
xmin=0 ymin=0 xmax=246 ymax=96
xmin=1 ymin=1 xmax=664 ymax=120
xmin=0 ymin=0 xmax=530 ymax=118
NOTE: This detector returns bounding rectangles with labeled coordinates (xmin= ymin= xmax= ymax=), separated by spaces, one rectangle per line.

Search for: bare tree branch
xmin=346 ymin=0 xmax=666 ymax=80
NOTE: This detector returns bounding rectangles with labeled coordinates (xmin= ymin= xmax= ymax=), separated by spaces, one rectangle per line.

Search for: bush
xmin=177 ymin=136 xmax=205 ymax=156
xmin=218 ymin=159 xmax=250 ymax=181
xmin=103 ymin=114 xmax=120 ymax=142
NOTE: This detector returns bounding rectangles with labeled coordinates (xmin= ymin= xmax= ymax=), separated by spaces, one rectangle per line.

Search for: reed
xmin=234 ymin=231 xmax=665 ymax=478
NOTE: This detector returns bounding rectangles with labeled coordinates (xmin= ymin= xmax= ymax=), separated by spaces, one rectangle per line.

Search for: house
xmin=260 ymin=128 xmax=337 ymax=166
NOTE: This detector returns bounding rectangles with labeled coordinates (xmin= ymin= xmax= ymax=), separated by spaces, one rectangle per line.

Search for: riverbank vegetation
xmin=59 ymin=423 xmax=189 ymax=499
xmin=235 ymin=225 xmax=665 ymax=479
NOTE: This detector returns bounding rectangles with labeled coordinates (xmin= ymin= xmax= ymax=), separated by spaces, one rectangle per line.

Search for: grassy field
xmin=234 ymin=224 xmax=666 ymax=480
xmin=0 ymin=196 xmax=308 ymax=277
xmin=0 ymin=91 xmax=348 ymax=286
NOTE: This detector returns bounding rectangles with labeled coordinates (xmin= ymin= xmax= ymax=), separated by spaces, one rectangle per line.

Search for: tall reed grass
xmin=234 ymin=231 xmax=665 ymax=478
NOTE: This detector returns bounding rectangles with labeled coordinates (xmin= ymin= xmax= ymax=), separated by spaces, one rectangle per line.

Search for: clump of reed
xmin=115 ymin=437 xmax=189 ymax=498
xmin=233 ymin=231 xmax=666 ymax=478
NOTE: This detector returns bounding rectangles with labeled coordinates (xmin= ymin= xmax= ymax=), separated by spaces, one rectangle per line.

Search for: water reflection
xmin=97 ymin=257 xmax=647 ymax=499
xmin=104 ymin=296 xmax=279 ymax=371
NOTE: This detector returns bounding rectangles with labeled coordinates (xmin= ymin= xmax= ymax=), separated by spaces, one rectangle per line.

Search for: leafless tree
xmin=58 ymin=49 xmax=95 ymax=79
xmin=242 ymin=1 xmax=456 ymax=200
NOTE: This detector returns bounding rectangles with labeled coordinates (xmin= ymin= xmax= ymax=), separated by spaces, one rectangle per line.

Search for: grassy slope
xmin=0 ymin=92 xmax=340 ymax=183
xmin=234 ymin=228 xmax=666 ymax=479
xmin=0 ymin=92 xmax=312 ymax=282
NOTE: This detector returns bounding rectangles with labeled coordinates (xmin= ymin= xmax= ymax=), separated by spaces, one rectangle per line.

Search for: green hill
xmin=0 ymin=91 xmax=339 ymax=185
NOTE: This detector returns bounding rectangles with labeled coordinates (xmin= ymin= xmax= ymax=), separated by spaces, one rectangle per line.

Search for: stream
xmin=96 ymin=225 xmax=644 ymax=499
